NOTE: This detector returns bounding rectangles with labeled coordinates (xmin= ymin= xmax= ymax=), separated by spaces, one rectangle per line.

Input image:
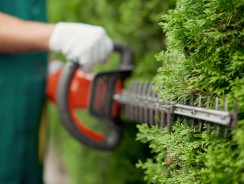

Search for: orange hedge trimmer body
xmin=46 ymin=42 xmax=133 ymax=150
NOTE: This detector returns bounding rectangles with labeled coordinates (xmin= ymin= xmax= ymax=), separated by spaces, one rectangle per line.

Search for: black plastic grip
xmin=113 ymin=41 xmax=134 ymax=69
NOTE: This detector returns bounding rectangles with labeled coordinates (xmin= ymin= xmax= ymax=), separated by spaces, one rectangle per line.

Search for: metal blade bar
xmin=113 ymin=82 xmax=238 ymax=137
xmin=174 ymin=104 xmax=231 ymax=126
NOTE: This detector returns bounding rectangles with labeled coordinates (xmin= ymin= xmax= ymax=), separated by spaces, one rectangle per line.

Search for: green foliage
xmin=114 ymin=0 xmax=176 ymax=79
xmin=137 ymin=0 xmax=244 ymax=183
xmin=137 ymin=123 xmax=243 ymax=184
xmin=154 ymin=0 xmax=244 ymax=102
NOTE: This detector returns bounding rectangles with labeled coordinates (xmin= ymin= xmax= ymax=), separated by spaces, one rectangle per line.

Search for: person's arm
xmin=0 ymin=12 xmax=55 ymax=53
xmin=0 ymin=12 xmax=113 ymax=70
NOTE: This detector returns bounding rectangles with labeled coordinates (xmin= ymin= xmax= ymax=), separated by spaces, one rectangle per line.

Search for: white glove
xmin=49 ymin=22 xmax=113 ymax=70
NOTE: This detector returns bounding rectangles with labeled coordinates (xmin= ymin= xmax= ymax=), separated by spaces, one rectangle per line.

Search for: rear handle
xmin=113 ymin=41 xmax=134 ymax=70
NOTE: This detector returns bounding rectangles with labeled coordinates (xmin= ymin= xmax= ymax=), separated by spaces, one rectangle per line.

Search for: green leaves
xmin=155 ymin=0 xmax=244 ymax=99
xmin=137 ymin=0 xmax=244 ymax=183
xmin=136 ymin=122 xmax=241 ymax=184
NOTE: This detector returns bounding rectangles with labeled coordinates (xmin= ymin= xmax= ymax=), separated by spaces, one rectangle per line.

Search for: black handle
xmin=113 ymin=41 xmax=134 ymax=70
xmin=57 ymin=41 xmax=133 ymax=150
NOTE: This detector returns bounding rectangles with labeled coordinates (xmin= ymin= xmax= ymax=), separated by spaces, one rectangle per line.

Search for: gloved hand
xmin=49 ymin=22 xmax=113 ymax=70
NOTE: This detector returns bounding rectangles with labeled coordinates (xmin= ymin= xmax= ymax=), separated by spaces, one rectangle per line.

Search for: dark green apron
xmin=0 ymin=1 xmax=47 ymax=183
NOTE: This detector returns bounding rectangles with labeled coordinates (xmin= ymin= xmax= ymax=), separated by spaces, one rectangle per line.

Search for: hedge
xmin=137 ymin=0 xmax=244 ymax=183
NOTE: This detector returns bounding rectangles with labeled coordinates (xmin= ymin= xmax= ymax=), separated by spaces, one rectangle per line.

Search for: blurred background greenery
xmin=46 ymin=0 xmax=175 ymax=183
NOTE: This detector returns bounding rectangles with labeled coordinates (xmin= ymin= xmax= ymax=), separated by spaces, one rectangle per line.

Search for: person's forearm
xmin=0 ymin=12 xmax=55 ymax=53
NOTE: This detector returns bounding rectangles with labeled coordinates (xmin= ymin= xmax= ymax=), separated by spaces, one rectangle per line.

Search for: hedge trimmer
xmin=46 ymin=42 xmax=238 ymax=151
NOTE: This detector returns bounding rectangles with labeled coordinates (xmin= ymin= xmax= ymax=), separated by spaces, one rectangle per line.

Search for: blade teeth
xmin=136 ymin=82 xmax=143 ymax=122
xmin=138 ymin=82 xmax=142 ymax=123
xmin=121 ymin=80 xmax=237 ymax=139
xmin=143 ymin=82 xmax=150 ymax=124
xmin=190 ymin=94 xmax=194 ymax=128
xmin=224 ymin=97 xmax=228 ymax=111
xmin=206 ymin=96 xmax=211 ymax=134
xmin=148 ymin=84 xmax=154 ymax=126
xmin=161 ymin=111 xmax=166 ymax=129
xmin=128 ymin=81 xmax=136 ymax=121
xmin=214 ymin=97 xmax=219 ymax=109
xmin=151 ymin=89 xmax=157 ymax=126
xmin=224 ymin=98 xmax=229 ymax=138
xmin=167 ymin=99 xmax=174 ymax=132
xmin=167 ymin=112 xmax=171 ymax=132
xmin=147 ymin=83 xmax=151 ymax=125
xmin=198 ymin=96 xmax=203 ymax=132
xmin=176 ymin=95 xmax=180 ymax=121
xmin=140 ymin=82 xmax=148 ymax=123
xmin=214 ymin=97 xmax=220 ymax=137
xmin=154 ymin=93 xmax=160 ymax=128
xmin=124 ymin=89 xmax=130 ymax=119
xmin=215 ymin=126 xmax=220 ymax=137
xmin=133 ymin=81 xmax=140 ymax=122
xmin=232 ymin=101 xmax=238 ymax=128
xmin=206 ymin=123 xmax=211 ymax=135
xmin=155 ymin=102 xmax=159 ymax=128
